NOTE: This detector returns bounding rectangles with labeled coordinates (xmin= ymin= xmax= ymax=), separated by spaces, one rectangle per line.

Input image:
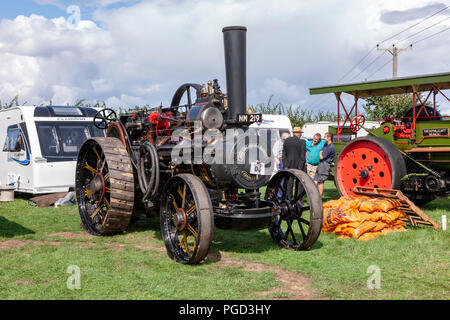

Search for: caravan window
xmin=59 ymin=125 xmax=90 ymax=153
xmin=51 ymin=107 xmax=83 ymax=116
xmin=2 ymin=127 xmax=25 ymax=152
xmin=36 ymin=122 xmax=105 ymax=159
xmin=36 ymin=125 xmax=60 ymax=156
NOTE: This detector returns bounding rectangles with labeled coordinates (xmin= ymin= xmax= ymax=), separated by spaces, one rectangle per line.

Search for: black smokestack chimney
xmin=222 ymin=26 xmax=247 ymax=122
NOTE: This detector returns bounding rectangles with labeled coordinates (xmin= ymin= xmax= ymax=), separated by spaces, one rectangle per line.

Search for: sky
xmin=0 ymin=0 xmax=449 ymax=113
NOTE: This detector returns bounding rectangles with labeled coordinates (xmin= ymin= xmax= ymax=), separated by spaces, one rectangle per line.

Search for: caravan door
xmin=0 ymin=109 xmax=34 ymax=191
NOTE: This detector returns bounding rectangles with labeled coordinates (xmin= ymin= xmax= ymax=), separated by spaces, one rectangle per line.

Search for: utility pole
xmin=376 ymin=44 xmax=412 ymax=79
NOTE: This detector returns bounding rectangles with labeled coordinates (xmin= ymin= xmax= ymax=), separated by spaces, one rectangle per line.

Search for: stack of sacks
xmin=322 ymin=196 xmax=407 ymax=241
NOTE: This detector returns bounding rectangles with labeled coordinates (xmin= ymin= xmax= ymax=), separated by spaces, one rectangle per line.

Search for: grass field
xmin=0 ymin=181 xmax=448 ymax=300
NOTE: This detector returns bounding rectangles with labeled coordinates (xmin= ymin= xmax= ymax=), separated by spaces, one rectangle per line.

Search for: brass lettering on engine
xmin=241 ymin=170 xmax=260 ymax=181
xmin=422 ymin=128 xmax=448 ymax=137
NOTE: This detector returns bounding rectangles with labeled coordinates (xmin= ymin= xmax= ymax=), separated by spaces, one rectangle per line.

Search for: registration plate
xmin=250 ymin=161 xmax=265 ymax=175
xmin=236 ymin=113 xmax=262 ymax=123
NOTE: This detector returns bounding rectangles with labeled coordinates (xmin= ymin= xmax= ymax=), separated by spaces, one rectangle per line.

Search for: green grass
xmin=0 ymin=182 xmax=448 ymax=300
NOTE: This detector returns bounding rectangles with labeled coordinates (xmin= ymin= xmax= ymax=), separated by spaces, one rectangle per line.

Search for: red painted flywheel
xmin=335 ymin=136 xmax=406 ymax=197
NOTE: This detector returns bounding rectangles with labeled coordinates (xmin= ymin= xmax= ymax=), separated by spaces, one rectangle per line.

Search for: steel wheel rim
xmin=160 ymin=175 xmax=213 ymax=264
xmin=75 ymin=137 xmax=135 ymax=235
xmin=76 ymin=140 xmax=111 ymax=235
xmin=265 ymin=169 xmax=322 ymax=250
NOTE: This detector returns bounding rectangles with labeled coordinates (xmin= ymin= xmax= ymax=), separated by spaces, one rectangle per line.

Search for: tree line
xmin=1 ymin=93 xmax=427 ymax=126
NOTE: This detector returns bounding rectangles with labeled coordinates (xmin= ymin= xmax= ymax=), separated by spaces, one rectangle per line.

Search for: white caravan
xmin=0 ymin=105 xmax=105 ymax=194
xmin=249 ymin=114 xmax=293 ymax=176
xmin=249 ymin=114 xmax=293 ymax=136
xmin=249 ymin=114 xmax=293 ymax=159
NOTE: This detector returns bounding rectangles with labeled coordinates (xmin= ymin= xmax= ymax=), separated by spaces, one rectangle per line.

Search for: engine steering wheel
xmin=350 ymin=114 xmax=365 ymax=133
xmin=93 ymin=108 xmax=118 ymax=130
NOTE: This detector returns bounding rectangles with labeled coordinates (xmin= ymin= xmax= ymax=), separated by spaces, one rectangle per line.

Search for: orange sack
xmin=358 ymin=198 xmax=402 ymax=212
xmin=322 ymin=196 xmax=407 ymax=241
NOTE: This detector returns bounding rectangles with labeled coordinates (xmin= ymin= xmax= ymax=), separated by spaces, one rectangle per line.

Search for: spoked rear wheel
xmin=75 ymin=137 xmax=134 ymax=235
xmin=160 ymin=174 xmax=214 ymax=264
xmin=265 ymin=169 xmax=323 ymax=250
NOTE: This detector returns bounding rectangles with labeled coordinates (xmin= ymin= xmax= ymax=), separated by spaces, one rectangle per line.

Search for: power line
xmin=307 ymin=48 xmax=384 ymax=109
xmin=347 ymin=51 xmax=386 ymax=82
xmin=377 ymin=5 xmax=449 ymax=46
xmin=306 ymin=48 xmax=378 ymax=110
xmin=333 ymin=5 xmax=450 ymax=85
xmin=307 ymin=51 xmax=389 ymax=109
xmin=335 ymin=46 xmax=377 ymax=84
xmin=411 ymin=26 xmax=450 ymax=45
xmin=307 ymin=92 xmax=334 ymax=110
xmin=365 ymin=57 xmax=393 ymax=80
xmin=328 ymin=5 xmax=449 ymax=88
xmin=307 ymin=94 xmax=335 ymax=112
xmin=395 ymin=16 xmax=450 ymax=45
xmin=305 ymin=5 xmax=450 ymax=110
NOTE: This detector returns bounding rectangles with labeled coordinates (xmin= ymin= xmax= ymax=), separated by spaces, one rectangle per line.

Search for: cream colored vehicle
xmin=0 ymin=105 xmax=105 ymax=194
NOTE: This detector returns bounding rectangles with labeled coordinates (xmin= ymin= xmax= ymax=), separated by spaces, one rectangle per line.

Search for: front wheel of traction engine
xmin=160 ymin=174 xmax=214 ymax=264
xmin=335 ymin=136 xmax=406 ymax=197
xmin=265 ymin=169 xmax=323 ymax=250
xmin=75 ymin=137 xmax=135 ymax=235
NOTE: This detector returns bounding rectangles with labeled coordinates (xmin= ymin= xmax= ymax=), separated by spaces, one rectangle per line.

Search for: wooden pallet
xmin=353 ymin=186 xmax=441 ymax=230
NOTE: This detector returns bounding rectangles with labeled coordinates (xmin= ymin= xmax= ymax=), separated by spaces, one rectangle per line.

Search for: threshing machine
xmin=310 ymin=73 xmax=450 ymax=205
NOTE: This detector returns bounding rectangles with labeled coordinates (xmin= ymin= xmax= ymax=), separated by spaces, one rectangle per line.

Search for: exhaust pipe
xmin=222 ymin=26 xmax=247 ymax=122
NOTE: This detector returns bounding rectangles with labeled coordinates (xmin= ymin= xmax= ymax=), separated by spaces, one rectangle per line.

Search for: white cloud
xmin=88 ymin=0 xmax=137 ymax=8
xmin=249 ymin=78 xmax=306 ymax=106
xmin=33 ymin=0 xmax=66 ymax=10
xmin=104 ymin=93 xmax=148 ymax=108
xmin=0 ymin=0 xmax=448 ymax=112
xmin=438 ymin=99 xmax=450 ymax=115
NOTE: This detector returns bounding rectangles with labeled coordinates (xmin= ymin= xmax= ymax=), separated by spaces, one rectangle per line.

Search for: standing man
xmin=314 ymin=132 xmax=335 ymax=196
xmin=282 ymin=127 xmax=306 ymax=171
xmin=306 ymin=133 xmax=325 ymax=179
xmin=273 ymin=131 xmax=290 ymax=172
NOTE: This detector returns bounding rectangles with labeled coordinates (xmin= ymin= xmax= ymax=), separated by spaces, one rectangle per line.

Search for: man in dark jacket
xmin=282 ymin=126 xmax=306 ymax=171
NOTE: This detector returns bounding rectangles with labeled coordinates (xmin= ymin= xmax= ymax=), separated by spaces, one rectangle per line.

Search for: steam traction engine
xmin=75 ymin=27 xmax=323 ymax=264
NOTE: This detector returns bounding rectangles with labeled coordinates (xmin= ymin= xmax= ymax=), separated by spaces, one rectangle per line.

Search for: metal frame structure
xmin=309 ymin=72 xmax=450 ymax=205
xmin=310 ymin=72 xmax=450 ymax=142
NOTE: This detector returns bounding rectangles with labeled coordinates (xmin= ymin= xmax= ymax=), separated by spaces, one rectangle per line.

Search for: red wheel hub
xmin=90 ymin=173 xmax=106 ymax=203
xmin=336 ymin=140 xmax=393 ymax=197
xmin=173 ymin=208 xmax=187 ymax=231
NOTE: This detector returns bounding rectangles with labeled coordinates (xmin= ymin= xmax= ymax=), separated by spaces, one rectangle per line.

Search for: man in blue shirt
xmin=306 ymin=133 xmax=325 ymax=179
xmin=314 ymin=132 xmax=336 ymax=196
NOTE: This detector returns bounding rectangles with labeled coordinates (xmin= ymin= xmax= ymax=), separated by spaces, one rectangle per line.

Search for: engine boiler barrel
xmin=223 ymin=26 xmax=247 ymax=122
xmin=169 ymin=131 xmax=274 ymax=190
